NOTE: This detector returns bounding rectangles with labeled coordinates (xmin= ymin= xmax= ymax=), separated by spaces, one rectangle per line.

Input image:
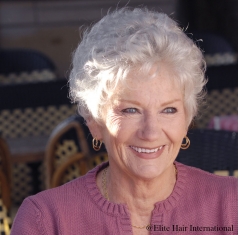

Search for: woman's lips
xmin=129 ymin=145 xmax=165 ymax=159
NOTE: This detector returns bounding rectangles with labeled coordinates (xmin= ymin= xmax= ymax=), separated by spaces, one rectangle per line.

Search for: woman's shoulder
xmin=175 ymin=161 xmax=237 ymax=220
xmin=11 ymin=165 xmax=102 ymax=234
xmin=176 ymin=161 xmax=237 ymax=193
xmin=26 ymin=164 xmax=101 ymax=207
xmin=26 ymin=174 xmax=87 ymax=208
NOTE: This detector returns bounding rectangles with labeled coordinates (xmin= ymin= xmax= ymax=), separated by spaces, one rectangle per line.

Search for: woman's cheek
xmin=105 ymin=112 xmax=124 ymax=136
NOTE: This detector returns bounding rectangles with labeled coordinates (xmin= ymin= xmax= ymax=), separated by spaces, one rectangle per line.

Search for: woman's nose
xmin=138 ymin=113 xmax=162 ymax=141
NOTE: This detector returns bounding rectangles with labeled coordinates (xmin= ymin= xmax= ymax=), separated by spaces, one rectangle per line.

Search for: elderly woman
xmin=11 ymin=8 xmax=237 ymax=235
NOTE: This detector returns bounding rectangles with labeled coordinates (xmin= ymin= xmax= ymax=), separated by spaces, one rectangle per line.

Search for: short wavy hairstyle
xmin=69 ymin=7 xmax=206 ymax=124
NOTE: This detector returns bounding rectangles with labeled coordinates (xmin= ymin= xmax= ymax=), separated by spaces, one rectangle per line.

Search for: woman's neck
xmin=97 ymin=162 xmax=177 ymax=216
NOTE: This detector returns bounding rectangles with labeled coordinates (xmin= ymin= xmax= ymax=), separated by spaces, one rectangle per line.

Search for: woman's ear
xmin=86 ymin=117 xmax=103 ymax=140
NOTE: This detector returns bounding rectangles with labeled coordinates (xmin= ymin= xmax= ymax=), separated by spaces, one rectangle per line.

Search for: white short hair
xmin=69 ymin=7 xmax=206 ymax=124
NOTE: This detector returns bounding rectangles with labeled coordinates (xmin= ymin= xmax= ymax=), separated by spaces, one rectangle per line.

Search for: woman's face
xmin=90 ymin=65 xmax=188 ymax=180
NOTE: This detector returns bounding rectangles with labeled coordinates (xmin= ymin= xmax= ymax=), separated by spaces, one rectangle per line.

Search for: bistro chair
xmin=45 ymin=115 xmax=91 ymax=188
xmin=189 ymin=31 xmax=237 ymax=67
xmin=177 ymin=129 xmax=238 ymax=177
xmin=0 ymin=49 xmax=72 ymax=205
xmin=51 ymin=152 xmax=108 ymax=188
xmin=0 ymin=48 xmax=56 ymax=85
xmin=189 ymin=32 xmax=238 ymax=129
xmin=196 ymin=86 xmax=237 ymax=129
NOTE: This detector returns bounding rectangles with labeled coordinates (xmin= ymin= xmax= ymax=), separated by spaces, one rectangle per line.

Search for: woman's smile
xmin=129 ymin=145 xmax=165 ymax=159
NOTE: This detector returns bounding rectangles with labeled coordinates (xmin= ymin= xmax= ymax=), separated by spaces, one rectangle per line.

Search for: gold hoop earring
xmin=181 ymin=136 xmax=190 ymax=149
xmin=92 ymin=138 xmax=102 ymax=151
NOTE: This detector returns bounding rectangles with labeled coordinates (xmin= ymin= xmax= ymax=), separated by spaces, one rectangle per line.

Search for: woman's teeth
xmin=130 ymin=146 xmax=163 ymax=153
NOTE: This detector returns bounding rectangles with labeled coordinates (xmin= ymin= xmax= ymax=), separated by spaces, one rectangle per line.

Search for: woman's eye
xmin=163 ymin=107 xmax=177 ymax=113
xmin=122 ymin=108 xmax=138 ymax=114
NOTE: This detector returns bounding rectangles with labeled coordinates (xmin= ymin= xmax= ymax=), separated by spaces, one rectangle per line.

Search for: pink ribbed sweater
xmin=11 ymin=162 xmax=237 ymax=235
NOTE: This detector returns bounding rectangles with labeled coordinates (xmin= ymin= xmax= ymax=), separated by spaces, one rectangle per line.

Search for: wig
xmin=69 ymin=7 xmax=206 ymax=124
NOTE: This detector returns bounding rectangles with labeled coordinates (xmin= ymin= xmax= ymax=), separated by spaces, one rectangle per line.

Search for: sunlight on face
xmin=94 ymin=64 xmax=188 ymax=180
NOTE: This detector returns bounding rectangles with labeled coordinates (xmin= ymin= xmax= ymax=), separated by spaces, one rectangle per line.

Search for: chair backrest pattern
xmin=196 ymin=88 xmax=238 ymax=128
xmin=11 ymin=162 xmax=34 ymax=205
xmin=177 ymin=129 xmax=238 ymax=176
xmin=51 ymin=153 xmax=87 ymax=187
xmin=88 ymin=153 xmax=109 ymax=170
xmin=0 ymin=197 xmax=11 ymax=235
xmin=0 ymin=105 xmax=77 ymax=139
xmin=45 ymin=116 xmax=91 ymax=188
xmin=51 ymin=152 xmax=108 ymax=188
xmin=55 ymin=140 xmax=78 ymax=168
xmin=0 ymin=70 xmax=56 ymax=85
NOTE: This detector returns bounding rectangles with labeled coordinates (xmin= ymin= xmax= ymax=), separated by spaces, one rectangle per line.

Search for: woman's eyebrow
xmin=160 ymin=99 xmax=182 ymax=106
xmin=116 ymin=99 xmax=141 ymax=106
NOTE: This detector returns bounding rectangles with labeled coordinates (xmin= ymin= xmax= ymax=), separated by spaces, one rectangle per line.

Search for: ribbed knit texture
xmin=11 ymin=162 xmax=237 ymax=235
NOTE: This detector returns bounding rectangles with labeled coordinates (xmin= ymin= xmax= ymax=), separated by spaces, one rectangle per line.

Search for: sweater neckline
xmin=85 ymin=161 xmax=187 ymax=217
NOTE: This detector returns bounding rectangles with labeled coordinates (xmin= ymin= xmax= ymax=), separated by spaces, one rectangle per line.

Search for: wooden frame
xmin=51 ymin=153 xmax=87 ymax=188
xmin=45 ymin=116 xmax=90 ymax=188
xmin=0 ymin=170 xmax=11 ymax=210
xmin=51 ymin=152 xmax=108 ymax=188
xmin=0 ymin=137 xmax=11 ymax=189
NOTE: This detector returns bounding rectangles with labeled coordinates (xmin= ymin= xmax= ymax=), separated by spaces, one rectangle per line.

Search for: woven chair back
xmin=177 ymin=129 xmax=238 ymax=176
xmin=51 ymin=152 xmax=108 ymax=188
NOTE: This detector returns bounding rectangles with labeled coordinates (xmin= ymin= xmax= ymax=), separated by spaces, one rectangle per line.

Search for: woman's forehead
xmin=111 ymin=72 xmax=183 ymax=104
xmin=116 ymin=64 xmax=179 ymax=90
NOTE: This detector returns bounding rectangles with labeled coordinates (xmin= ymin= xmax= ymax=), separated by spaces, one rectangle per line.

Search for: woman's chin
xmin=131 ymin=164 xmax=165 ymax=181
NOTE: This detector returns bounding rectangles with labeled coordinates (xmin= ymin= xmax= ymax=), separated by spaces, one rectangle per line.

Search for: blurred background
xmin=0 ymin=0 xmax=237 ymax=233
